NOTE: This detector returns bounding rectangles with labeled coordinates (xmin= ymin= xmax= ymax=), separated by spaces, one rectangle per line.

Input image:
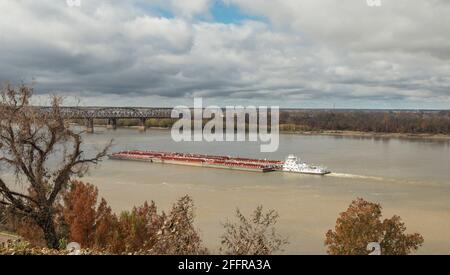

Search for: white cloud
xmin=123 ymin=17 xmax=193 ymax=53
xmin=169 ymin=0 xmax=211 ymax=18
xmin=0 ymin=0 xmax=449 ymax=108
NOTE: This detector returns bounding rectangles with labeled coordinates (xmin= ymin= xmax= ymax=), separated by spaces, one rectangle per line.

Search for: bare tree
xmin=152 ymin=195 xmax=208 ymax=255
xmin=0 ymin=83 xmax=110 ymax=248
xmin=220 ymin=206 xmax=288 ymax=255
xmin=0 ymin=204 xmax=5 ymax=228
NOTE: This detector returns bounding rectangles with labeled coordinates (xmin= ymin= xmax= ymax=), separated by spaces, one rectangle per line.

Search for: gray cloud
xmin=0 ymin=0 xmax=449 ymax=108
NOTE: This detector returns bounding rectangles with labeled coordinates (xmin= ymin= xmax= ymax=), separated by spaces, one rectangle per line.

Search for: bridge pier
xmin=85 ymin=118 xmax=94 ymax=133
xmin=106 ymin=118 xmax=117 ymax=130
xmin=138 ymin=118 xmax=147 ymax=131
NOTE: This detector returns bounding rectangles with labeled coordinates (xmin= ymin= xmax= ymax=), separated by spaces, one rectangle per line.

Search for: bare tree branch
xmin=0 ymin=83 xmax=110 ymax=248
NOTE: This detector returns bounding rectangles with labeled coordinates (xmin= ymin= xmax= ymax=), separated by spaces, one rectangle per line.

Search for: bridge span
xmin=39 ymin=107 xmax=174 ymax=133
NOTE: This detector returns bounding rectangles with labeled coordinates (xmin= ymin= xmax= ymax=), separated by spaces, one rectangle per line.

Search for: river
xmin=79 ymin=127 xmax=450 ymax=254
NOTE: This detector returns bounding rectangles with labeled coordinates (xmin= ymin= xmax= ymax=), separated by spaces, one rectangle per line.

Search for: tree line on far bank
xmin=74 ymin=110 xmax=450 ymax=135
xmin=280 ymin=110 xmax=450 ymax=134
xmin=0 ymin=84 xmax=425 ymax=255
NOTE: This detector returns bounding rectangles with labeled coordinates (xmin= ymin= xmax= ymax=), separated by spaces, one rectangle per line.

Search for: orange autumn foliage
xmin=325 ymin=198 xmax=424 ymax=255
xmin=4 ymin=213 xmax=46 ymax=247
xmin=63 ymin=181 xmax=116 ymax=249
xmin=108 ymin=201 xmax=163 ymax=253
xmin=62 ymin=181 xmax=207 ymax=254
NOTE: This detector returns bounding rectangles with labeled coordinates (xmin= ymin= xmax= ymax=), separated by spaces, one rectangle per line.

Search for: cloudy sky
xmin=0 ymin=0 xmax=449 ymax=108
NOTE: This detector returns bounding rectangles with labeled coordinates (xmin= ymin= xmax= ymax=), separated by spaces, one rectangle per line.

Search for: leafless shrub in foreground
xmin=220 ymin=206 xmax=288 ymax=255
xmin=151 ymin=195 xmax=208 ymax=255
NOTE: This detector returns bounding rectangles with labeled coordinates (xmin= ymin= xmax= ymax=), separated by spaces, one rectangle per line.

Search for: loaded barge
xmin=109 ymin=150 xmax=284 ymax=172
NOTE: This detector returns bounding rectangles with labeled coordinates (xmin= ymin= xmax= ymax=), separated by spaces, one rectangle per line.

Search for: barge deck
xmin=109 ymin=151 xmax=284 ymax=173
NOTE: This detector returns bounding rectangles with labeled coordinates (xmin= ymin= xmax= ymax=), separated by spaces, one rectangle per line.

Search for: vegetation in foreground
xmin=1 ymin=180 xmax=286 ymax=255
xmin=1 ymin=192 xmax=424 ymax=255
xmin=325 ymin=198 xmax=424 ymax=255
xmin=0 ymin=84 xmax=110 ymax=248
xmin=220 ymin=206 xmax=288 ymax=255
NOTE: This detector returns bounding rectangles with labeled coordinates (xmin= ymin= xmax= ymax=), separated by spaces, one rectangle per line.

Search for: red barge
xmin=109 ymin=150 xmax=284 ymax=172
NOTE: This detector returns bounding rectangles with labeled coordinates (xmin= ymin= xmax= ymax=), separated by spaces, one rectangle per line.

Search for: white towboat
xmin=282 ymin=154 xmax=330 ymax=175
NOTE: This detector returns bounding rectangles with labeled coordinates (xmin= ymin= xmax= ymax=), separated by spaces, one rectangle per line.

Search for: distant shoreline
xmin=71 ymin=123 xmax=450 ymax=140
xmin=283 ymin=130 xmax=450 ymax=140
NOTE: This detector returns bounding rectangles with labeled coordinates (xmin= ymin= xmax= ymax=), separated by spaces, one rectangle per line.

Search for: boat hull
xmin=281 ymin=170 xmax=331 ymax=176
xmin=108 ymin=154 xmax=277 ymax=173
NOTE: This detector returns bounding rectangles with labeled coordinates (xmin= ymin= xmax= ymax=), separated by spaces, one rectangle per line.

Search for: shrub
xmin=108 ymin=201 xmax=162 ymax=253
xmin=220 ymin=206 xmax=288 ymax=255
xmin=325 ymin=198 xmax=424 ymax=255
xmin=62 ymin=181 xmax=207 ymax=254
xmin=151 ymin=196 xmax=208 ymax=255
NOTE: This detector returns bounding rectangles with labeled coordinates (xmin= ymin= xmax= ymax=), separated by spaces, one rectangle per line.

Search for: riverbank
xmin=74 ymin=123 xmax=450 ymax=141
xmin=283 ymin=130 xmax=450 ymax=140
